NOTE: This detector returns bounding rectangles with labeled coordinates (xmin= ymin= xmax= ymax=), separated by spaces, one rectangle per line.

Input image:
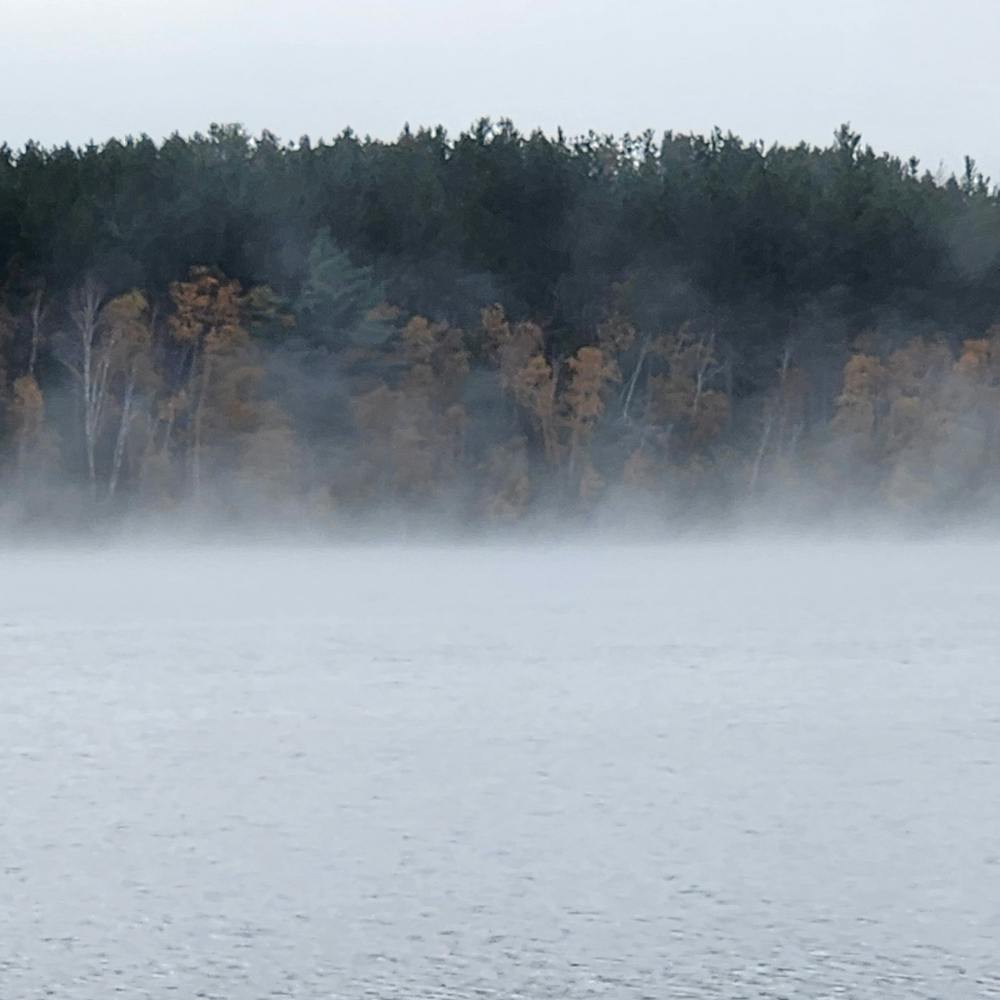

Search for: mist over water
xmin=2 ymin=540 xmax=998 ymax=997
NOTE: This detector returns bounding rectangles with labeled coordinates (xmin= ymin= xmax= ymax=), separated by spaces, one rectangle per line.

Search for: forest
xmin=1 ymin=120 xmax=999 ymax=527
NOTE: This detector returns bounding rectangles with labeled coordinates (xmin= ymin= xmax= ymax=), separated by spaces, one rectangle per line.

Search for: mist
xmin=5 ymin=23 xmax=1000 ymax=990
xmin=1 ymin=122 xmax=1000 ymax=543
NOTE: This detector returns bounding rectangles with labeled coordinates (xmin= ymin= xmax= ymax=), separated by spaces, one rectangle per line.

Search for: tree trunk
xmin=621 ymin=337 xmax=649 ymax=423
xmin=108 ymin=369 xmax=136 ymax=500
xmin=192 ymin=350 xmax=213 ymax=498
xmin=749 ymin=410 xmax=774 ymax=498
xmin=28 ymin=289 xmax=44 ymax=378
xmin=72 ymin=281 xmax=103 ymax=500
xmin=691 ymin=333 xmax=715 ymax=420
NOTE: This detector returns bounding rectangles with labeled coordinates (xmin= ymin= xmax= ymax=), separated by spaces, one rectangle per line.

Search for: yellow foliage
xmin=10 ymin=375 xmax=57 ymax=476
xmin=564 ymin=345 xmax=618 ymax=476
xmin=513 ymin=354 xmax=560 ymax=465
xmin=885 ymin=337 xmax=951 ymax=399
xmin=954 ymin=328 xmax=1000 ymax=386
xmin=482 ymin=305 xmax=545 ymax=391
xmin=596 ymin=313 xmax=636 ymax=358
xmin=838 ymin=353 xmax=885 ymax=403
xmin=833 ymin=354 xmax=885 ymax=439
xmin=565 ymin=346 xmax=619 ymax=424
xmin=399 ymin=316 xmax=469 ymax=406
xmin=103 ymin=291 xmax=158 ymax=394
xmin=11 ymin=375 xmax=44 ymax=437
xmin=400 ymin=315 xmax=439 ymax=370
xmin=168 ymin=267 xmax=246 ymax=356
xmin=480 ymin=305 xmax=565 ymax=464
xmin=350 ymin=315 xmax=472 ymax=500
xmin=646 ymin=327 xmax=728 ymax=453
xmin=481 ymin=437 xmax=531 ymax=521
xmin=956 ymin=338 xmax=991 ymax=374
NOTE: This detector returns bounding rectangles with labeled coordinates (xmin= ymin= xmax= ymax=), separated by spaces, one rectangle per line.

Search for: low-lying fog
xmin=2 ymin=541 xmax=998 ymax=998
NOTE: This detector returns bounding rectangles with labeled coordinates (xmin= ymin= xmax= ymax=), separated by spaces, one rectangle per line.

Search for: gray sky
xmin=4 ymin=0 xmax=999 ymax=180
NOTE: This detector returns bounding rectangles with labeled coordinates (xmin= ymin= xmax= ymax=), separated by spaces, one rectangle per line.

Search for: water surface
xmin=2 ymin=542 xmax=998 ymax=997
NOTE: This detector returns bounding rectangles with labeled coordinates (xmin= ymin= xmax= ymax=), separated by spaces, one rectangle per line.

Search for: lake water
xmin=2 ymin=541 xmax=999 ymax=998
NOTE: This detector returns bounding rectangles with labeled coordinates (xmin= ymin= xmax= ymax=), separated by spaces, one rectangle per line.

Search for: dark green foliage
xmin=295 ymin=228 xmax=389 ymax=348
xmin=1 ymin=120 xmax=995 ymax=358
xmin=0 ymin=119 xmax=999 ymax=521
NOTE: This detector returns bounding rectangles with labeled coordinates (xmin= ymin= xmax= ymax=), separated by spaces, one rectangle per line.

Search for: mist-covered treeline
xmin=1 ymin=120 xmax=1000 ymax=525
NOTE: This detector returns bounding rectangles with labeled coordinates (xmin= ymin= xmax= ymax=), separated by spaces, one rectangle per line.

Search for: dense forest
xmin=1 ymin=120 xmax=999 ymax=528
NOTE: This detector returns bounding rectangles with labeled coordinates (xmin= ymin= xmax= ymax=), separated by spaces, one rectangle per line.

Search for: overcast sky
xmin=3 ymin=0 xmax=998 ymax=180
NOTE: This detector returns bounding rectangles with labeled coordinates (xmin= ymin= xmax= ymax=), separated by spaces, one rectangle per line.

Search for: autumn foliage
xmin=1 ymin=122 xmax=1000 ymax=524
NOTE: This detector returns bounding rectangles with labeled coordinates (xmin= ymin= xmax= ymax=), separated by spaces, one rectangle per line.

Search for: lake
xmin=2 ymin=541 xmax=998 ymax=997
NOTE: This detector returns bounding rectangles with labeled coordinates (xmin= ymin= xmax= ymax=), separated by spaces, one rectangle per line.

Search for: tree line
xmin=1 ymin=120 xmax=999 ymax=525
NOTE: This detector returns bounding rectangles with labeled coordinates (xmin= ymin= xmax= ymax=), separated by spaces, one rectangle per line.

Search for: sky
xmin=3 ymin=0 xmax=999 ymax=181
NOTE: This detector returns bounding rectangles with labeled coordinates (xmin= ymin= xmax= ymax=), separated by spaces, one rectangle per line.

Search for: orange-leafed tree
xmin=563 ymin=345 xmax=619 ymax=489
xmin=348 ymin=316 xmax=471 ymax=502
xmin=833 ymin=352 xmax=886 ymax=443
xmin=168 ymin=267 xmax=294 ymax=500
xmin=482 ymin=306 xmax=560 ymax=465
xmin=168 ymin=267 xmax=247 ymax=495
xmin=10 ymin=374 xmax=57 ymax=481
xmin=101 ymin=291 xmax=158 ymax=500
xmin=879 ymin=337 xmax=953 ymax=509
xmin=646 ymin=326 xmax=729 ymax=457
